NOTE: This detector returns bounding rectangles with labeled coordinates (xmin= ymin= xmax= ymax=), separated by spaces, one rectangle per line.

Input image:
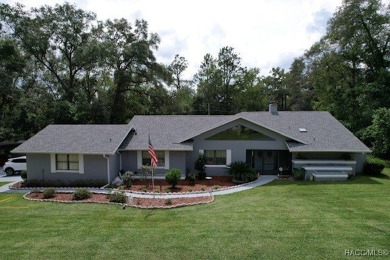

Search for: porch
xmin=246 ymin=150 xmax=291 ymax=175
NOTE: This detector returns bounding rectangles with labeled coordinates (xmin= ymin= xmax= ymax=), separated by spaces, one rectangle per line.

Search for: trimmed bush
xmin=109 ymin=191 xmax=126 ymax=203
xmin=122 ymin=171 xmax=134 ymax=188
xmin=195 ymin=154 xmax=206 ymax=180
xmin=227 ymin=161 xmax=257 ymax=183
xmin=187 ymin=172 xmax=196 ymax=184
xmin=20 ymin=171 xmax=27 ymax=181
xmin=165 ymin=168 xmax=182 ymax=188
xmin=197 ymin=171 xmax=206 ymax=181
xmin=363 ymin=161 xmax=385 ymax=176
xmin=292 ymin=168 xmax=305 ymax=180
xmin=72 ymin=188 xmax=92 ymax=200
xmin=43 ymin=188 xmax=56 ymax=199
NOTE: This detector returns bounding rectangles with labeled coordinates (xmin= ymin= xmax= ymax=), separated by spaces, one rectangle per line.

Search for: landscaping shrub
xmin=195 ymin=154 xmax=206 ymax=180
xmin=187 ymin=172 xmax=196 ymax=184
xmin=109 ymin=191 xmax=126 ymax=203
xmin=72 ymin=188 xmax=92 ymax=200
xmin=292 ymin=168 xmax=305 ymax=180
xmin=227 ymin=161 xmax=257 ymax=182
xmin=43 ymin=188 xmax=56 ymax=199
xmin=122 ymin=171 xmax=134 ymax=188
xmin=31 ymin=188 xmax=40 ymax=193
xmin=195 ymin=154 xmax=205 ymax=172
xmin=363 ymin=161 xmax=385 ymax=175
xmin=197 ymin=171 xmax=206 ymax=181
xmin=165 ymin=168 xmax=182 ymax=188
xmin=20 ymin=171 xmax=27 ymax=181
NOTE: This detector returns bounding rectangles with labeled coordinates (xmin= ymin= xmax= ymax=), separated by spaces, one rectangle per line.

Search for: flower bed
xmin=24 ymin=192 xmax=214 ymax=209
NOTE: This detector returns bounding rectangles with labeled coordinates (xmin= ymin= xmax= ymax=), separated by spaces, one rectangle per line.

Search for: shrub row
xmin=363 ymin=161 xmax=385 ymax=176
xmin=36 ymin=188 xmax=128 ymax=203
xmin=26 ymin=179 xmax=107 ymax=188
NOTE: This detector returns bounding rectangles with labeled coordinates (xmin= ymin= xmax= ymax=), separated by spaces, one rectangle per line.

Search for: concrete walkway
xmin=0 ymin=175 xmax=278 ymax=197
xmin=0 ymin=174 xmax=22 ymax=193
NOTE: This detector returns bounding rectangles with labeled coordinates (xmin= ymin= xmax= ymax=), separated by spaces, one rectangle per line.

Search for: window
xmin=142 ymin=151 xmax=165 ymax=167
xmin=13 ymin=158 xmax=26 ymax=163
xmin=206 ymin=125 xmax=275 ymax=141
xmin=204 ymin=150 xmax=226 ymax=165
xmin=56 ymin=154 xmax=79 ymax=171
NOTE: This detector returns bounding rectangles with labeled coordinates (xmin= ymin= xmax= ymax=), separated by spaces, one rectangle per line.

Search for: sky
xmin=4 ymin=0 xmax=386 ymax=78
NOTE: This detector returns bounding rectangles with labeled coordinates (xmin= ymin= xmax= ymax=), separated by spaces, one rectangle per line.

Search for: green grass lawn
xmin=0 ymin=170 xmax=389 ymax=259
xmin=0 ymin=182 xmax=11 ymax=187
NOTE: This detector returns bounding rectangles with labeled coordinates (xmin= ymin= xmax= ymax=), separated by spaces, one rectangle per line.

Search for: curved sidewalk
xmin=126 ymin=175 xmax=278 ymax=198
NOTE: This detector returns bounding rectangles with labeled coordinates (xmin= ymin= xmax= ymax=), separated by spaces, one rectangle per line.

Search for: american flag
xmin=148 ymin=134 xmax=158 ymax=167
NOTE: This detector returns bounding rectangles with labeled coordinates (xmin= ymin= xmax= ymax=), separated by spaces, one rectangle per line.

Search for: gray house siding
xmin=120 ymin=150 xmax=187 ymax=176
xmin=26 ymin=153 xmax=51 ymax=181
xmin=109 ymin=153 xmax=120 ymax=182
xmin=190 ymin=118 xmax=289 ymax=176
xmin=121 ymin=151 xmax=138 ymax=173
xmin=352 ymin=153 xmax=366 ymax=173
xmin=26 ymin=153 xmax=108 ymax=184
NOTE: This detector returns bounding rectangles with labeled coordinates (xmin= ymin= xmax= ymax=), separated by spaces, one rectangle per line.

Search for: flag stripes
xmin=148 ymin=134 xmax=158 ymax=167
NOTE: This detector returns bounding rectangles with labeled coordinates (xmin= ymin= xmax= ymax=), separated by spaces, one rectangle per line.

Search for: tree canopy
xmin=0 ymin=0 xmax=389 ymax=157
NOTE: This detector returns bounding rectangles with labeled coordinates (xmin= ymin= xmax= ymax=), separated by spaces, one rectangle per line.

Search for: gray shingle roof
xmin=12 ymin=125 xmax=132 ymax=154
xmin=239 ymin=111 xmax=371 ymax=152
xmin=14 ymin=111 xmax=371 ymax=154
xmin=124 ymin=112 xmax=370 ymax=153
xmin=121 ymin=115 xmax=235 ymax=151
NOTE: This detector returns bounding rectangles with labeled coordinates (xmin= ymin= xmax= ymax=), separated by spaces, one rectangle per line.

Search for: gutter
xmin=103 ymin=154 xmax=110 ymax=185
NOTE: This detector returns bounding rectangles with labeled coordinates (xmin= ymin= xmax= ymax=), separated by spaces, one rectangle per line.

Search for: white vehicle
xmin=2 ymin=156 xmax=26 ymax=176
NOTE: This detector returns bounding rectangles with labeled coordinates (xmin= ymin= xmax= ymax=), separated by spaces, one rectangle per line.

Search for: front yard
xmin=0 ymin=168 xmax=389 ymax=259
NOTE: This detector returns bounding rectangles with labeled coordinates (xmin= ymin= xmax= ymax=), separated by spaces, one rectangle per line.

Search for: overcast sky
xmin=4 ymin=0 xmax=389 ymax=78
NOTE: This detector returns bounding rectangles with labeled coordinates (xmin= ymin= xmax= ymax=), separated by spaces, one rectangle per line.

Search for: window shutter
xmin=50 ymin=154 xmax=55 ymax=173
xmin=137 ymin=151 xmax=142 ymax=169
xmin=165 ymin=151 xmax=170 ymax=169
xmin=79 ymin=154 xmax=84 ymax=174
xmin=226 ymin=150 xmax=232 ymax=165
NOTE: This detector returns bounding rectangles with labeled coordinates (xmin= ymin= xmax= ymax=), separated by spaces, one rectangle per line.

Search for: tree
xmin=263 ymin=67 xmax=288 ymax=110
xmin=168 ymin=54 xmax=189 ymax=90
xmin=99 ymin=18 xmax=166 ymax=123
xmin=1 ymin=2 xmax=101 ymax=123
xmin=194 ymin=53 xmax=220 ymax=114
xmin=363 ymin=108 xmax=390 ymax=157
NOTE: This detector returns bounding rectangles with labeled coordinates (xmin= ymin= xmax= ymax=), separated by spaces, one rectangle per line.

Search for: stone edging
xmin=115 ymin=178 xmax=261 ymax=195
xmin=129 ymin=195 xmax=214 ymax=209
xmin=22 ymin=191 xmax=123 ymax=206
xmin=23 ymin=191 xmax=214 ymax=209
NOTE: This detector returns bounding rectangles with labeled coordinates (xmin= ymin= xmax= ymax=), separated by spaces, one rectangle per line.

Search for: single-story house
xmin=12 ymin=103 xmax=371 ymax=184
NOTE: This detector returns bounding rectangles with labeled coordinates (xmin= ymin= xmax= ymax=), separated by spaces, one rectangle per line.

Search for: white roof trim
xmin=179 ymin=116 xmax=308 ymax=145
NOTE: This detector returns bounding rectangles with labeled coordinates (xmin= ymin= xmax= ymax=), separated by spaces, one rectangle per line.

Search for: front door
xmin=263 ymin=151 xmax=277 ymax=174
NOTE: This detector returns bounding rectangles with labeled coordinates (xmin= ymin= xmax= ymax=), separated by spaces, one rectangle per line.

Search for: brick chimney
xmin=269 ymin=101 xmax=278 ymax=114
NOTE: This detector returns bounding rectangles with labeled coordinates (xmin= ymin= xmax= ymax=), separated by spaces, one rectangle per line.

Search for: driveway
xmin=0 ymin=172 xmax=22 ymax=192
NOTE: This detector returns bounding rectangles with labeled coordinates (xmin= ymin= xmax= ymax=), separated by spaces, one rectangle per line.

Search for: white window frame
xmin=200 ymin=149 xmax=231 ymax=168
xmin=137 ymin=150 xmax=169 ymax=170
xmin=50 ymin=153 xmax=84 ymax=174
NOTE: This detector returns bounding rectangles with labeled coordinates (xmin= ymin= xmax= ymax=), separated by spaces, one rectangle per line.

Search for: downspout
xmin=117 ymin=151 xmax=122 ymax=171
xmin=103 ymin=154 xmax=110 ymax=185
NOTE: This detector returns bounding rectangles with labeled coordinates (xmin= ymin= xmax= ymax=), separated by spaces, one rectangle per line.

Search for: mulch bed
xmin=24 ymin=192 xmax=214 ymax=209
xmin=128 ymin=176 xmax=235 ymax=193
xmin=130 ymin=196 xmax=214 ymax=209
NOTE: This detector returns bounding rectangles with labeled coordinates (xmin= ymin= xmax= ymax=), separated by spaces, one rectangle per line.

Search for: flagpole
xmin=152 ymin=166 xmax=155 ymax=191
